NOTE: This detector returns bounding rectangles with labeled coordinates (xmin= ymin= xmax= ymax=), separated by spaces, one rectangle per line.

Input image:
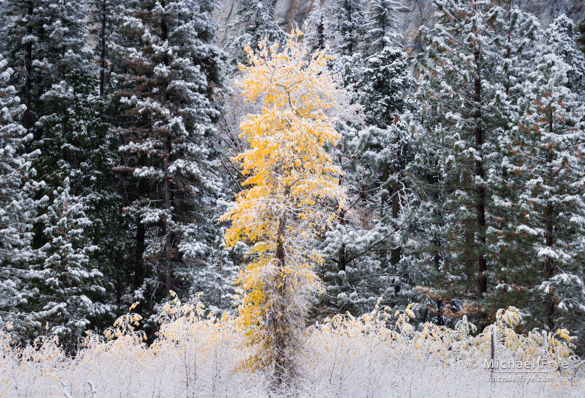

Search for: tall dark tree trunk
xmin=338 ymin=207 xmax=348 ymax=273
xmin=99 ymin=0 xmax=107 ymax=96
xmin=163 ymin=131 xmax=175 ymax=293
xmin=317 ymin=15 xmax=325 ymax=50
xmin=134 ymin=204 xmax=146 ymax=291
xmin=24 ymin=1 xmax=33 ymax=132
xmin=473 ymin=47 xmax=487 ymax=298
xmin=544 ymin=200 xmax=555 ymax=329
xmin=132 ymin=212 xmax=146 ymax=315
xmin=337 ymin=159 xmax=348 ymax=285
xmin=463 ymin=171 xmax=475 ymax=278
xmin=134 ymin=220 xmax=146 ymax=290
xmin=544 ymin=114 xmax=555 ymax=330
xmin=390 ymin=167 xmax=402 ymax=275
xmin=160 ymin=4 xmax=175 ymax=293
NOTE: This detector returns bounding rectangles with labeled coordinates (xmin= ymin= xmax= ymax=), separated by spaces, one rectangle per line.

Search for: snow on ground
xmin=1 ymin=301 xmax=583 ymax=397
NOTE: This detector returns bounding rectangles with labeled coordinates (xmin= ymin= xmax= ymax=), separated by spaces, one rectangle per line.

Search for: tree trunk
xmin=390 ymin=168 xmax=402 ymax=275
xmin=463 ymin=170 xmax=475 ymax=280
xmin=99 ymin=0 xmax=107 ymax=96
xmin=24 ymin=1 xmax=33 ymax=132
xmin=544 ymin=114 xmax=555 ymax=330
xmin=337 ymin=160 xmax=348 ymax=286
xmin=544 ymin=200 xmax=555 ymax=330
xmin=160 ymin=4 xmax=175 ymax=293
xmin=473 ymin=47 xmax=487 ymax=298
xmin=273 ymin=202 xmax=289 ymax=388
xmin=134 ymin=208 xmax=146 ymax=291
xmin=163 ymin=131 xmax=175 ymax=293
xmin=338 ymin=207 xmax=347 ymax=273
xmin=317 ymin=15 xmax=325 ymax=50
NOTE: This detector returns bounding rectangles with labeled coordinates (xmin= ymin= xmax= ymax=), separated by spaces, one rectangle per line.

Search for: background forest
xmin=1 ymin=0 xmax=585 ymax=358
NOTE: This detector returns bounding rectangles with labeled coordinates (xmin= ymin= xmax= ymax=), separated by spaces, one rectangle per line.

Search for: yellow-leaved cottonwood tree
xmin=221 ymin=31 xmax=345 ymax=387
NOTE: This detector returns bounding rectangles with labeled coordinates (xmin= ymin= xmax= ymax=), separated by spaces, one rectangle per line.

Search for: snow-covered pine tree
xmin=88 ymin=0 xmax=124 ymax=96
xmin=318 ymin=45 xmax=417 ymax=315
xmin=484 ymin=6 xmax=541 ymax=317
xmin=511 ymin=38 xmax=585 ymax=337
xmin=29 ymin=0 xmax=123 ymax=332
xmin=37 ymin=71 xmax=127 ymax=320
xmin=111 ymin=0 xmax=224 ymax=309
xmin=359 ymin=47 xmax=418 ymax=302
xmin=228 ymin=0 xmax=285 ymax=66
xmin=415 ymin=0 xmax=500 ymax=325
xmin=314 ymin=0 xmax=421 ymax=316
xmin=302 ymin=2 xmax=327 ymax=53
xmin=328 ymin=0 xmax=367 ymax=93
xmin=318 ymin=118 xmax=385 ymax=314
xmin=363 ymin=0 xmax=403 ymax=55
xmin=314 ymin=0 xmax=366 ymax=312
xmin=33 ymin=0 xmax=101 ymax=193
xmin=76 ymin=0 xmax=142 ymax=316
xmin=358 ymin=48 xmax=413 ymax=128
xmin=577 ymin=16 xmax=585 ymax=52
xmin=0 ymin=52 xmax=38 ymax=334
xmin=358 ymin=0 xmax=410 ymax=128
xmin=31 ymin=178 xmax=107 ymax=347
xmin=329 ymin=0 xmax=366 ymax=55
xmin=544 ymin=15 xmax=585 ymax=97
xmin=0 ymin=0 xmax=47 ymax=133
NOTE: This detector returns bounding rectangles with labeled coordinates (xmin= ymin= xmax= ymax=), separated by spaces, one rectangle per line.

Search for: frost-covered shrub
xmin=0 ymin=299 xmax=583 ymax=397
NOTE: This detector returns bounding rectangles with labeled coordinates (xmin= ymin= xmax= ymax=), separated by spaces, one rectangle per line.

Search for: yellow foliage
xmin=220 ymin=30 xmax=345 ymax=380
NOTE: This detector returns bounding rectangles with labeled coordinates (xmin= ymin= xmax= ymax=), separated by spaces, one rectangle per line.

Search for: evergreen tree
xmin=358 ymin=46 xmax=416 ymax=302
xmin=0 ymin=0 xmax=47 ymax=133
xmin=544 ymin=15 xmax=585 ymax=97
xmin=358 ymin=47 xmax=413 ymax=127
xmin=329 ymin=0 xmax=367 ymax=92
xmin=37 ymin=70 xmax=126 ymax=319
xmin=511 ymin=44 xmax=585 ymax=335
xmin=111 ymin=0 xmax=224 ymax=310
xmin=485 ymin=10 xmax=585 ymax=338
xmin=318 ymin=119 xmax=386 ymax=314
xmin=364 ymin=0 xmax=403 ymax=55
xmin=31 ymin=178 xmax=107 ymax=345
xmin=318 ymin=45 xmax=417 ymax=314
xmin=315 ymin=0 xmax=420 ymax=316
xmin=228 ymin=0 xmax=285 ymax=66
xmin=329 ymin=0 xmax=366 ymax=55
xmin=88 ymin=0 xmax=124 ymax=96
xmin=483 ymin=6 xmax=541 ymax=317
xmin=302 ymin=3 xmax=327 ymax=53
xmin=30 ymin=0 xmax=122 ymax=330
xmin=577 ymin=16 xmax=585 ymax=53
xmin=0 ymin=52 xmax=38 ymax=333
xmin=316 ymin=0 xmax=366 ymax=309
xmin=415 ymin=0 xmax=499 ymax=325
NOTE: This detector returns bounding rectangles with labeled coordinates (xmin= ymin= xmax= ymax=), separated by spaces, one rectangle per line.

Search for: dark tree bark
xmin=23 ymin=1 xmax=33 ymax=132
xmin=473 ymin=46 xmax=487 ymax=298
xmin=544 ymin=113 xmax=555 ymax=330
xmin=99 ymin=0 xmax=107 ymax=96
xmin=160 ymin=3 xmax=176 ymax=293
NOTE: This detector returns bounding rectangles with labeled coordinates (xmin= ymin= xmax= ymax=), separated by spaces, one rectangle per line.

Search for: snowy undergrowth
xmin=1 ymin=298 xmax=583 ymax=398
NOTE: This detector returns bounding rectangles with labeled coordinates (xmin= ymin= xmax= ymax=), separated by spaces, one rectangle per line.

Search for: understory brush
xmin=1 ymin=296 xmax=583 ymax=397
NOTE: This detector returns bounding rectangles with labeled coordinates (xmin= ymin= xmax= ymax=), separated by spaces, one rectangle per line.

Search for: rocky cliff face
xmin=213 ymin=0 xmax=585 ymax=51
